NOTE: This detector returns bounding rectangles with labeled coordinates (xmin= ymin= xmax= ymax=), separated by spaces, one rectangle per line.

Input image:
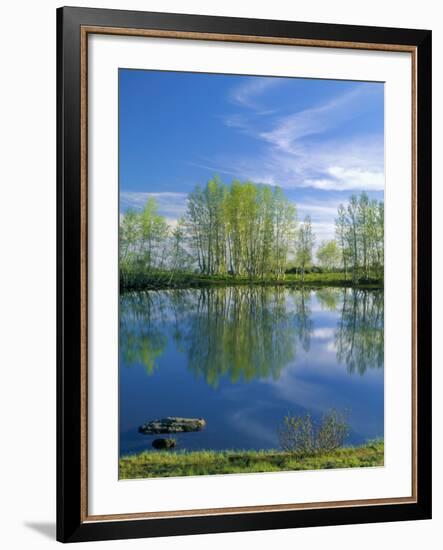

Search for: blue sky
xmin=119 ymin=69 xmax=384 ymax=241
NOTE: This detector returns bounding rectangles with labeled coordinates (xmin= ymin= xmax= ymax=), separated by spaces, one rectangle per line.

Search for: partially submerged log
xmin=139 ymin=416 xmax=206 ymax=434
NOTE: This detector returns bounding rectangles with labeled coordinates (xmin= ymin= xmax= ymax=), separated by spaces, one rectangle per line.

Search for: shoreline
xmin=120 ymin=272 xmax=383 ymax=292
xmin=119 ymin=440 xmax=384 ymax=479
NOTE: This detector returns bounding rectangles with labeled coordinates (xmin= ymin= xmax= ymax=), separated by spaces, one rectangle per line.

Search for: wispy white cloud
xmin=186 ymin=161 xmax=240 ymax=178
xmin=259 ymin=87 xmax=365 ymax=154
xmin=326 ymin=341 xmax=338 ymax=352
xmin=226 ymin=404 xmax=278 ymax=446
xmin=305 ymin=166 xmax=384 ymax=191
xmin=211 ymin=135 xmax=384 ymax=193
xmin=297 ymin=200 xmax=342 ymax=219
xmin=312 ymin=328 xmax=335 ymax=339
xmin=296 ymin=199 xmax=343 ymax=242
xmin=120 ymin=191 xmax=187 ymax=222
xmin=310 ymin=222 xmax=336 ymax=243
xmin=229 ymin=77 xmax=282 ymax=110
xmin=219 ymin=83 xmax=384 ymax=193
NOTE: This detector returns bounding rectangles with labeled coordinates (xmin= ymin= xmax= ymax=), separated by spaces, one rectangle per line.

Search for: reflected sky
xmin=119 ymin=287 xmax=383 ymax=455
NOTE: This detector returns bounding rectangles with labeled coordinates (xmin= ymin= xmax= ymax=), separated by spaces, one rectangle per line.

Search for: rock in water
xmin=139 ymin=416 xmax=206 ymax=434
xmin=152 ymin=438 xmax=176 ymax=450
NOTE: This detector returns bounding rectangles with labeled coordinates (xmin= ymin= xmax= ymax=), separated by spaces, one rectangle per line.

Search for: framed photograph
xmin=57 ymin=6 xmax=432 ymax=543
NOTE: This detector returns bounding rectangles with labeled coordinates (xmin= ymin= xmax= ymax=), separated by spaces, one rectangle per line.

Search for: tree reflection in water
xmin=184 ymin=287 xmax=303 ymax=386
xmin=335 ymin=288 xmax=384 ymax=375
xmin=120 ymin=286 xmax=383 ymax=384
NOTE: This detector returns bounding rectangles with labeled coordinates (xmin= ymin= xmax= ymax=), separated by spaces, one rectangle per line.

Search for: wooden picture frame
xmin=57 ymin=6 xmax=432 ymax=543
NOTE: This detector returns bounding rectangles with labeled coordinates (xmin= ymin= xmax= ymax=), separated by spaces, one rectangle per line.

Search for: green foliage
xmin=119 ymin=182 xmax=384 ymax=290
xmin=120 ymin=270 xmax=383 ymax=292
xmin=119 ymin=198 xmax=169 ymax=287
xmin=315 ymin=287 xmax=341 ymax=311
xmin=279 ymin=410 xmax=349 ymax=456
xmin=295 ymin=216 xmax=315 ymax=281
xmin=120 ymin=286 xmax=383 ymax=381
xmin=336 ymin=288 xmax=384 ymax=374
xmin=120 ymin=286 xmax=311 ymax=387
xmin=335 ymin=193 xmax=384 ymax=282
xmin=184 ymin=178 xmax=297 ymax=278
xmin=317 ymin=240 xmax=341 ymax=271
xmin=119 ymin=440 xmax=384 ymax=479
xmin=119 ymin=292 xmax=169 ymax=374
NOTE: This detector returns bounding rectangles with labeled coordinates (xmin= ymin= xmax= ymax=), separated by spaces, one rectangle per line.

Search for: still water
xmin=119 ymin=286 xmax=384 ymax=456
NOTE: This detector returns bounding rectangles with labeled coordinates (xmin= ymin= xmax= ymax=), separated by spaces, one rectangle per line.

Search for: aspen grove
xmin=120 ymin=178 xmax=384 ymax=284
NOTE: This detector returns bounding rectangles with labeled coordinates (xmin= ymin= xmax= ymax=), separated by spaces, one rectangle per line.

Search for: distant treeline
xmin=120 ymin=177 xmax=384 ymax=284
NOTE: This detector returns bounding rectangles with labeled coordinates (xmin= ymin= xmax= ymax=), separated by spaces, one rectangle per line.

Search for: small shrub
xmin=279 ymin=410 xmax=349 ymax=456
xmin=279 ymin=413 xmax=316 ymax=455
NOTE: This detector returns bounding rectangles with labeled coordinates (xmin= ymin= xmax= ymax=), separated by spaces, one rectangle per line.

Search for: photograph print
xmin=118 ymin=69 xmax=384 ymax=480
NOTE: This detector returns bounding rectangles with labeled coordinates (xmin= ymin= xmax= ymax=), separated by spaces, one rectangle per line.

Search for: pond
xmin=119 ymin=286 xmax=384 ymax=456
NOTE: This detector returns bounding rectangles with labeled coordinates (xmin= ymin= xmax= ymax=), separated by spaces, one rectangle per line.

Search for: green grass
xmin=119 ymin=440 xmax=384 ymax=479
xmin=120 ymin=270 xmax=383 ymax=291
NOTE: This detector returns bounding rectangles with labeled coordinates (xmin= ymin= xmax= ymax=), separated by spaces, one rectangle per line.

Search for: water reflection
xmin=120 ymin=286 xmax=384 ymax=383
xmin=315 ymin=287 xmax=341 ymax=312
xmin=336 ymin=288 xmax=384 ymax=375
xmin=186 ymin=287 xmax=310 ymax=386
xmin=120 ymin=292 xmax=169 ymax=375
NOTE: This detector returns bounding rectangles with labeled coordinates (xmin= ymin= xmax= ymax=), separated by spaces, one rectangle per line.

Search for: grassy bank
xmin=119 ymin=440 xmax=383 ymax=479
xmin=120 ymin=271 xmax=383 ymax=292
